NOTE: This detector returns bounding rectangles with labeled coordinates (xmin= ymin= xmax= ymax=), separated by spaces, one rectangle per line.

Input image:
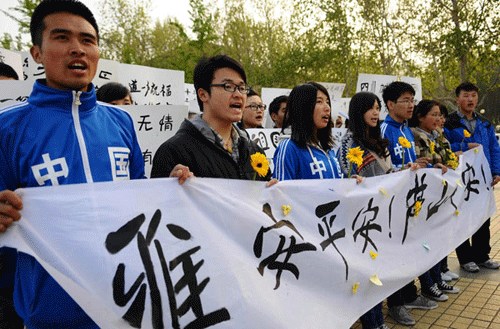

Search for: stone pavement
xmin=351 ymin=188 xmax=500 ymax=329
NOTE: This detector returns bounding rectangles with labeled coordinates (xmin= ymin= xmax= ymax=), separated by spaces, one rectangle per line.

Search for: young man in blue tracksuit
xmin=444 ymin=82 xmax=500 ymax=273
xmin=0 ymin=1 xmax=191 ymax=327
xmin=380 ymin=81 xmax=436 ymax=326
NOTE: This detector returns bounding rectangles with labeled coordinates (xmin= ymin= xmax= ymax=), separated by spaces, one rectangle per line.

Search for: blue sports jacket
xmin=445 ymin=111 xmax=500 ymax=176
xmin=273 ymin=138 xmax=342 ymax=180
xmin=380 ymin=115 xmax=417 ymax=168
xmin=0 ymin=80 xmax=145 ymax=328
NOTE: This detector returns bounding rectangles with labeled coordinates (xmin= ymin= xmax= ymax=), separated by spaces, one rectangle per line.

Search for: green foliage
xmin=4 ymin=0 xmax=498 ymax=117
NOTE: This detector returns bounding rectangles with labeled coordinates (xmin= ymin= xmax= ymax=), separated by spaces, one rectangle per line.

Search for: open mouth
xmin=230 ymin=103 xmax=242 ymax=110
xmin=68 ymin=62 xmax=87 ymax=71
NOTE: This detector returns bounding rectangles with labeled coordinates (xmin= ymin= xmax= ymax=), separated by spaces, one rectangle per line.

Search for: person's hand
xmin=468 ymin=142 xmax=480 ymax=149
xmin=352 ymin=175 xmax=364 ymax=184
xmin=169 ymin=164 xmax=194 ymax=185
xmin=434 ymin=163 xmax=448 ymax=174
xmin=414 ymin=157 xmax=430 ymax=168
xmin=492 ymin=175 xmax=500 ymax=187
xmin=406 ymin=163 xmax=420 ymax=171
xmin=0 ymin=190 xmax=23 ymax=233
xmin=266 ymin=178 xmax=278 ymax=187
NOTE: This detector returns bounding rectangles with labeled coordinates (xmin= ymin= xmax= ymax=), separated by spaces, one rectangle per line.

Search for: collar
xmin=190 ymin=114 xmax=247 ymax=146
xmin=456 ymin=110 xmax=477 ymax=120
xmin=384 ymin=115 xmax=407 ymax=127
xmin=28 ymin=79 xmax=97 ymax=112
xmin=414 ymin=127 xmax=439 ymax=141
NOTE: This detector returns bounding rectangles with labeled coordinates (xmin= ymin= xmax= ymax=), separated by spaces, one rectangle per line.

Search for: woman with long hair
xmin=337 ymin=92 xmax=392 ymax=178
xmin=273 ymin=82 xmax=342 ymax=180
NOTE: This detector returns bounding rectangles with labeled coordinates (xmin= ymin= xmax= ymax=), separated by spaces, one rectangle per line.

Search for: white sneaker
xmin=441 ymin=272 xmax=452 ymax=282
xmin=443 ymin=270 xmax=459 ymax=280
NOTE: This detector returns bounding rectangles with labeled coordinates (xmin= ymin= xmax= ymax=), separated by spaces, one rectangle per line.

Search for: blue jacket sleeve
xmin=273 ymin=139 xmax=298 ymax=181
xmin=487 ymin=126 xmax=500 ymax=176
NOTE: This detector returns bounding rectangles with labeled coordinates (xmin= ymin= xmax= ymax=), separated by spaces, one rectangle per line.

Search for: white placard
xmin=123 ymin=105 xmax=188 ymax=177
xmin=0 ymin=47 xmax=23 ymax=79
xmin=356 ymin=73 xmax=423 ymax=120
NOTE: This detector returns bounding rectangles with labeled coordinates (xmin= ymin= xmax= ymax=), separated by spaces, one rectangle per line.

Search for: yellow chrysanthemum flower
xmin=446 ymin=159 xmax=458 ymax=170
xmin=398 ymin=136 xmax=411 ymax=148
xmin=429 ymin=141 xmax=435 ymax=155
xmin=463 ymin=129 xmax=471 ymax=138
xmin=413 ymin=200 xmax=422 ymax=217
xmin=346 ymin=146 xmax=364 ymax=167
xmin=281 ymin=205 xmax=292 ymax=216
xmin=250 ymin=152 xmax=269 ymax=178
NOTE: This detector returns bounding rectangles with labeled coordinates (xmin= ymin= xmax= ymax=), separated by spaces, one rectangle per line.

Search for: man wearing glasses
xmin=380 ymin=81 xmax=435 ymax=326
xmin=238 ymin=89 xmax=266 ymax=129
xmin=151 ymin=55 xmax=271 ymax=180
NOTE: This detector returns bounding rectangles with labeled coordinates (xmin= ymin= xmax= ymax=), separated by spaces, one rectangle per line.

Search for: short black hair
xmin=193 ymin=55 xmax=247 ymax=112
xmin=0 ymin=62 xmax=19 ymax=80
xmin=247 ymin=89 xmax=259 ymax=98
xmin=96 ymin=82 xmax=131 ymax=103
xmin=382 ymin=81 xmax=415 ymax=107
xmin=269 ymin=95 xmax=288 ymax=115
xmin=408 ymin=99 xmax=440 ymax=128
xmin=455 ymin=81 xmax=479 ymax=96
xmin=439 ymin=103 xmax=449 ymax=118
xmin=30 ymin=0 xmax=99 ymax=47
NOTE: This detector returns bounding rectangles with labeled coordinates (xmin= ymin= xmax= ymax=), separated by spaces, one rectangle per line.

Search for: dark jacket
xmin=151 ymin=119 xmax=271 ymax=180
xmin=445 ymin=111 xmax=500 ymax=176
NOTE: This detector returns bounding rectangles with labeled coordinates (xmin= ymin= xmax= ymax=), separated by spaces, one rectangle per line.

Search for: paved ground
xmin=351 ymin=188 xmax=500 ymax=329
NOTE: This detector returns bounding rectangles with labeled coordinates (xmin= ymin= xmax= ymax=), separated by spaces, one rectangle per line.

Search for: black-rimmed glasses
xmin=210 ymin=83 xmax=251 ymax=94
xmin=245 ymin=104 xmax=267 ymax=111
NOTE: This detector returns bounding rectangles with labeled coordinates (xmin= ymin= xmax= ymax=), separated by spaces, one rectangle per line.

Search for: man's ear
xmin=197 ymin=88 xmax=209 ymax=102
xmin=270 ymin=112 xmax=278 ymax=122
xmin=30 ymin=45 xmax=43 ymax=64
xmin=386 ymin=100 xmax=395 ymax=112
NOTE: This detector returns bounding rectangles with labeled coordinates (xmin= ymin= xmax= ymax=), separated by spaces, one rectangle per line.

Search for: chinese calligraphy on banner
xmin=1 ymin=148 xmax=495 ymax=328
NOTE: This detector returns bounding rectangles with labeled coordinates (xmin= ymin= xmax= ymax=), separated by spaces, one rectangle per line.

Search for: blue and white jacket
xmin=445 ymin=111 xmax=500 ymax=176
xmin=273 ymin=138 xmax=342 ymax=180
xmin=380 ymin=115 xmax=417 ymax=169
xmin=0 ymin=80 xmax=145 ymax=328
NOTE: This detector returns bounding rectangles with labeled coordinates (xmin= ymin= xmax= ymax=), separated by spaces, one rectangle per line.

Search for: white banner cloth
xmin=1 ymin=148 xmax=496 ymax=328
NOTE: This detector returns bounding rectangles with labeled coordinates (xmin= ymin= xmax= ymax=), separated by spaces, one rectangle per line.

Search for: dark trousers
xmin=419 ymin=263 xmax=442 ymax=291
xmin=360 ymin=302 xmax=384 ymax=329
xmin=0 ymin=287 xmax=23 ymax=329
xmin=387 ymin=281 xmax=418 ymax=308
xmin=456 ymin=218 xmax=491 ymax=265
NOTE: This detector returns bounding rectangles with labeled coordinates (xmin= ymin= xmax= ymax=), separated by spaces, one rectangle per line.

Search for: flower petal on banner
xmin=369 ymin=250 xmax=378 ymax=260
xmin=422 ymin=242 xmax=431 ymax=251
xmin=281 ymin=205 xmax=292 ymax=216
xmin=455 ymin=179 xmax=464 ymax=188
xmin=379 ymin=188 xmax=388 ymax=196
xmin=352 ymin=282 xmax=360 ymax=294
xmin=369 ymin=274 xmax=383 ymax=286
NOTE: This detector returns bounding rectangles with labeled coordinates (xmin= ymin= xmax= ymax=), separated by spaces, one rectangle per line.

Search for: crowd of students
xmin=0 ymin=0 xmax=498 ymax=328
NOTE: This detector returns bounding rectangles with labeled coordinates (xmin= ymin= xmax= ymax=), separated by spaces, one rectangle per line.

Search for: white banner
xmin=1 ymin=148 xmax=495 ymax=329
